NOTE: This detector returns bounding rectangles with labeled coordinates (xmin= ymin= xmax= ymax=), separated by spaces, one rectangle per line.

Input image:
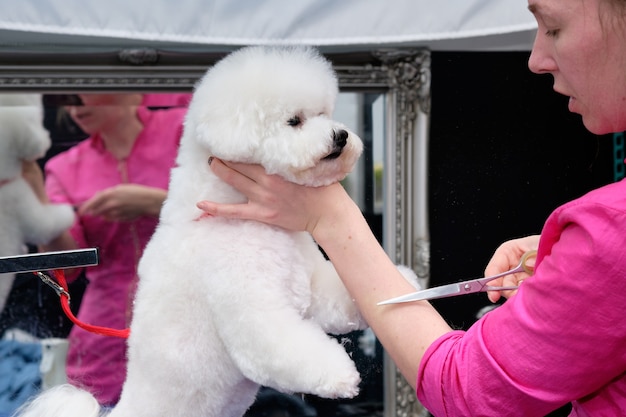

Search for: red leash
xmin=35 ymin=270 xmax=130 ymax=339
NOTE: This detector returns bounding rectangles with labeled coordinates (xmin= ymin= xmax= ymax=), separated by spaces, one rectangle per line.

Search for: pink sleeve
xmin=417 ymin=198 xmax=626 ymax=416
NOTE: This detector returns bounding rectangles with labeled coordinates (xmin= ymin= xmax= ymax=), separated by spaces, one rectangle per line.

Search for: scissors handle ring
xmin=520 ymin=250 xmax=537 ymax=275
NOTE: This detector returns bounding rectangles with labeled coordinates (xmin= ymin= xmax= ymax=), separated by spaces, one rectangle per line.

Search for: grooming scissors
xmin=377 ymin=250 xmax=537 ymax=305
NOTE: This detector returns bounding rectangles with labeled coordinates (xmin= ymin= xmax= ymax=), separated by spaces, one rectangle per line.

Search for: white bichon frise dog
xmin=0 ymin=94 xmax=75 ymax=313
xmin=16 ymin=46 xmax=387 ymax=417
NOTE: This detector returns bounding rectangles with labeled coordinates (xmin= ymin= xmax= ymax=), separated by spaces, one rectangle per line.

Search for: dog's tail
xmin=13 ymin=384 xmax=107 ymax=417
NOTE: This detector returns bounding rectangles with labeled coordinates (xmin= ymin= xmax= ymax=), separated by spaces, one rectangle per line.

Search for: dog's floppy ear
xmin=184 ymin=48 xmax=281 ymax=163
xmin=192 ymin=103 xmax=267 ymax=163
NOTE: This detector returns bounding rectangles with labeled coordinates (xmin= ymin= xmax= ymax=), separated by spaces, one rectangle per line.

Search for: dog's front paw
xmin=314 ymin=367 xmax=361 ymax=399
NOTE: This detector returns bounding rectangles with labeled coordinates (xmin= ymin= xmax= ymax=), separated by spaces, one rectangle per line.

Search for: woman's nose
xmin=528 ymin=34 xmax=557 ymax=75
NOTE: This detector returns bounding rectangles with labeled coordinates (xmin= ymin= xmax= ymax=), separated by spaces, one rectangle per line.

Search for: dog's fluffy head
xmin=185 ymin=46 xmax=363 ymax=186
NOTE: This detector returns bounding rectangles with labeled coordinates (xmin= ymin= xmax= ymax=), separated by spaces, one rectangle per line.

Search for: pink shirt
xmin=45 ymin=106 xmax=186 ymax=405
xmin=417 ymin=179 xmax=626 ymax=417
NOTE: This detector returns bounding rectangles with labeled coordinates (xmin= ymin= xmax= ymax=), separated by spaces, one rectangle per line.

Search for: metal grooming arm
xmin=0 ymin=248 xmax=99 ymax=274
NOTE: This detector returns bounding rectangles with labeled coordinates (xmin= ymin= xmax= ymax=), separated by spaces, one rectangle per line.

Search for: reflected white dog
xmin=0 ymin=94 xmax=75 ymax=314
xmin=17 ymin=46 xmax=375 ymax=417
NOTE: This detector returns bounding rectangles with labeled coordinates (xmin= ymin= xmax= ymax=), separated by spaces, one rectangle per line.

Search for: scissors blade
xmin=377 ymin=282 xmax=464 ymax=305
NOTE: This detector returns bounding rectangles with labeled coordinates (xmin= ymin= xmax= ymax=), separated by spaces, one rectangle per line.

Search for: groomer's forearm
xmin=313 ymin=199 xmax=452 ymax=386
xmin=21 ymin=161 xmax=47 ymax=201
xmin=40 ymin=231 xmax=78 ymax=253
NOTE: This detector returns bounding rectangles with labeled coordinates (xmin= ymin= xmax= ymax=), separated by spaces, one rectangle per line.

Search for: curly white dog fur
xmin=0 ymin=94 xmax=75 ymax=313
xmin=16 ymin=46 xmax=378 ymax=417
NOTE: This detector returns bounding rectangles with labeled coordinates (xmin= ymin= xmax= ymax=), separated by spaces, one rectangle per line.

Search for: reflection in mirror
xmin=1 ymin=92 xmax=192 ymax=413
xmin=0 ymin=92 xmax=387 ymax=417
xmin=337 ymin=93 xmax=386 ymax=217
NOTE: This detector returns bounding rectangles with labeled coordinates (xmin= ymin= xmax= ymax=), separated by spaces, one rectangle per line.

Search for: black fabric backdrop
xmin=427 ymin=51 xmax=615 ymax=417
xmin=428 ymin=50 xmax=613 ymax=329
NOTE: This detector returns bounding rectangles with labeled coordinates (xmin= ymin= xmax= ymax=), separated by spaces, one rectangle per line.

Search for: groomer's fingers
xmin=199 ymin=159 xmax=268 ymax=220
xmin=79 ymin=190 xmax=109 ymax=216
xmin=487 ymin=275 xmax=522 ymax=303
xmin=210 ymin=158 xmax=265 ymax=189
xmin=485 ymin=236 xmax=540 ymax=303
xmin=196 ymin=200 xmax=249 ymax=219
xmin=202 ymin=157 xmax=330 ymax=232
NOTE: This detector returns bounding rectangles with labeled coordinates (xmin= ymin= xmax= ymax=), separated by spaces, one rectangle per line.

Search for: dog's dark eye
xmin=287 ymin=116 xmax=302 ymax=127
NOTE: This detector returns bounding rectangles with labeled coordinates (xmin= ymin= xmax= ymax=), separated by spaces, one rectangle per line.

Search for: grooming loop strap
xmin=36 ymin=269 xmax=130 ymax=339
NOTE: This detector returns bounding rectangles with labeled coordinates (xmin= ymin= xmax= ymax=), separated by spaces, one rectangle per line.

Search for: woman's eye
xmin=545 ymin=29 xmax=560 ymax=37
xmin=287 ymin=116 xmax=302 ymax=126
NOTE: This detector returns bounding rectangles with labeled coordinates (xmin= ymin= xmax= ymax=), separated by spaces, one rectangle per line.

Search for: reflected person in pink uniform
xmin=36 ymin=94 xmax=186 ymax=406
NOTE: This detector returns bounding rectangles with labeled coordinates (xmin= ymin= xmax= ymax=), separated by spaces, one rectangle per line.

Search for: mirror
xmin=0 ymin=48 xmax=432 ymax=417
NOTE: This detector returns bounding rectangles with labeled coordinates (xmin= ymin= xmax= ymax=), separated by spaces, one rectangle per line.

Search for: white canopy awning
xmin=0 ymin=0 xmax=537 ymax=52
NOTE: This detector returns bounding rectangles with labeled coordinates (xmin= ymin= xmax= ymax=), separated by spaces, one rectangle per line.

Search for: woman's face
xmin=64 ymin=94 xmax=141 ymax=135
xmin=528 ymin=0 xmax=626 ymax=134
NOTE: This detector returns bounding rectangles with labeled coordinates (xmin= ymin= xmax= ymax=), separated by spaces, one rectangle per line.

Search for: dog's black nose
xmin=323 ymin=130 xmax=349 ymax=161
xmin=333 ymin=129 xmax=348 ymax=149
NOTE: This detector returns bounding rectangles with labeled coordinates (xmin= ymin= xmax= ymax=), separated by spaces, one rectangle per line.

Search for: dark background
xmin=428 ymin=50 xmax=613 ymax=330
xmin=427 ymin=51 xmax=614 ymax=417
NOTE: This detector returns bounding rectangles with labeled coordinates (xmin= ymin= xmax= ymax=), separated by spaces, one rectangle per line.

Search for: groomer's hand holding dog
xmin=198 ymin=158 xmax=348 ymax=235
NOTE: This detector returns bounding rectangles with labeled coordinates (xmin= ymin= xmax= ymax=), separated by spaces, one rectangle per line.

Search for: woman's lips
xmin=568 ymin=96 xmax=577 ymax=112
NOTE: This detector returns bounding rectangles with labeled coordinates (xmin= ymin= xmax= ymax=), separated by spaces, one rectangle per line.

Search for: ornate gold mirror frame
xmin=0 ymin=47 xmax=432 ymax=417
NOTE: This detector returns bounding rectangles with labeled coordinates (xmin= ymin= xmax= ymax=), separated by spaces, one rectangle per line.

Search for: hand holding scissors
xmin=377 ymin=250 xmax=537 ymax=305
